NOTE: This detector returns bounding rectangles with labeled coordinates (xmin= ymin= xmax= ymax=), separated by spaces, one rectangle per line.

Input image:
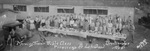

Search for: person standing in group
xmin=105 ymin=16 xmax=109 ymax=24
xmin=90 ymin=20 xmax=95 ymax=31
xmin=102 ymin=17 xmax=107 ymax=34
xmin=76 ymin=15 xmax=80 ymax=27
xmin=115 ymin=16 xmax=121 ymax=32
xmin=98 ymin=16 xmax=103 ymax=34
xmin=40 ymin=17 xmax=46 ymax=28
xmin=99 ymin=22 xmax=103 ymax=34
xmin=118 ymin=17 xmax=123 ymax=32
xmin=84 ymin=19 xmax=90 ymax=32
xmin=48 ymin=16 xmax=52 ymax=27
xmin=111 ymin=15 xmax=117 ymax=34
xmin=95 ymin=19 xmax=100 ymax=32
xmin=79 ymin=17 xmax=84 ymax=31
xmin=50 ymin=17 xmax=55 ymax=27
xmin=62 ymin=19 xmax=67 ymax=28
xmin=66 ymin=16 xmax=70 ymax=28
xmin=122 ymin=16 xmax=126 ymax=28
xmin=45 ymin=17 xmax=50 ymax=28
xmin=29 ymin=17 xmax=36 ymax=31
xmin=127 ymin=16 xmax=132 ymax=24
xmin=25 ymin=16 xmax=31 ymax=30
xmin=107 ymin=20 xmax=113 ymax=35
xmin=35 ymin=16 xmax=41 ymax=30
xmin=22 ymin=19 xmax=27 ymax=29
xmin=75 ymin=19 xmax=80 ymax=30
xmin=59 ymin=22 xmax=63 ymax=29
xmin=70 ymin=19 xmax=75 ymax=28
xmin=54 ymin=17 xmax=59 ymax=28
xmin=128 ymin=20 xmax=135 ymax=32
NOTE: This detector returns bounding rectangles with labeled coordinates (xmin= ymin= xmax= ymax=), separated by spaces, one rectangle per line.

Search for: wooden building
xmin=0 ymin=0 xmax=138 ymax=21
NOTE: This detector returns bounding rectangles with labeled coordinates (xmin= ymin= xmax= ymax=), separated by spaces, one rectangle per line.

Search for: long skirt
xmin=54 ymin=22 xmax=59 ymax=28
xmin=84 ymin=25 xmax=89 ymax=31
xmin=99 ymin=26 xmax=103 ymax=33
xmin=95 ymin=27 xmax=98 ymax=31
xmin=112 ymin=27 xmax=116 ymax=34
xmin=107 ymin=27 xmax=112 ymax=35
xmin=35 ymin=23 xmax=40 ymax=30
xmin=30 ymin=24 xmax=35 ymax=30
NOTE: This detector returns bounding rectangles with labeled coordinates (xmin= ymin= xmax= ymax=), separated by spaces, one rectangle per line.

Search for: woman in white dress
xmin=95 ymin=20 xmax=100 ymax=32
xmin=117 ymin=17 xmax=122 ymax=32
xmin=102 ymin=17 xmax=107 ymax=34
xmin=66 ymin=17 xmax=70 ymax=28
xmin=98 ymin=18 xmax=103 ymax=34
xmin=70 ymin=19 xmax=74 ymax=28
xmin=22 ymin=20 xmax=27 ymax=29
xmin=29 ymin=18 xmax=35 ymax=30
xmin=45 ymin=19 xmax=50 ymax=28
xmin=79 ymin=17 xmax=84 ymax=31
xmin=107 ymin=20 xmax=113 ymax=35
xmin=90 ymin=20 xmax=95 ymax=31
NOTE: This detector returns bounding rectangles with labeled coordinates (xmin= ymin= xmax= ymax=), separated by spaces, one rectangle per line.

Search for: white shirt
xmin=30 ymin=20 xmax=34 ymax=24
xmin=107 ymin=23 xmax=113 ymax=28
xmin=60 ymin=23 xmax=63 ymax=28
xmin=70 ymin=20 xmax=74 ymax=25
xmin=73 ymin=23 xmax=77 ymax=27
xmin=26 ymin=19 xmax=30 ymax=22
xmin=118 ymin=18 xmax=122 ymax=22
xmin=41 ymin=19 xmax=45 ymax=23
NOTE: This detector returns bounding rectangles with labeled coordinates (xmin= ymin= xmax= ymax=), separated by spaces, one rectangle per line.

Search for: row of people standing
xmin=23 ymin=14 xmax=134 ymax=35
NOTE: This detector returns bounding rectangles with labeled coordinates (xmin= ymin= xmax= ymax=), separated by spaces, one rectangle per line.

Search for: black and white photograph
xmin=0 ymin=0 xmax=150 ymax=51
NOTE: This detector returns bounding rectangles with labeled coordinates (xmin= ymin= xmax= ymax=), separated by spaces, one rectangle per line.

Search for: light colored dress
xmin=63 ymin=21 xmax=67 ymax=28
xmin=41 ymin=19 xmax=46 ymax=23
xmin=90 ymin=22 xmax=95 ymax=31
xmin=107 ymin=22 xmax=113 ymax=34
xmin=25 ymin=19 xmax=30 ymax=30
xmin=95 ymin=22 xmax=100 ymax=31
xmin=70 ymin=20 xmax=74 ymax=26
xmin=45 ymin=20 xmax=50 ymax=28
xmin=60 ymin=23 xmax=63 ymax=28
xmin=23 ymin=20 xmax=27 ymax=29
xmin=30 ymin=20 xmax=35 ymax=30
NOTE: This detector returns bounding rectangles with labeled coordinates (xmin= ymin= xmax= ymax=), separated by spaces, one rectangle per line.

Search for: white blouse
xmin=107 ymin=23 xmax=113 ymax=28
xmin=30 ymin=20 xmax=35 ymax=24
xmin=41 ymin=19 xmax=46 ymax=23
xmin=70 ymin=20 xmax=74 ymax=25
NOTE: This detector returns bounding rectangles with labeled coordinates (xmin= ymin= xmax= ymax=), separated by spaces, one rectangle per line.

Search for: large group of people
xmin=22 ymin=14 xmax=135 ymax=37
